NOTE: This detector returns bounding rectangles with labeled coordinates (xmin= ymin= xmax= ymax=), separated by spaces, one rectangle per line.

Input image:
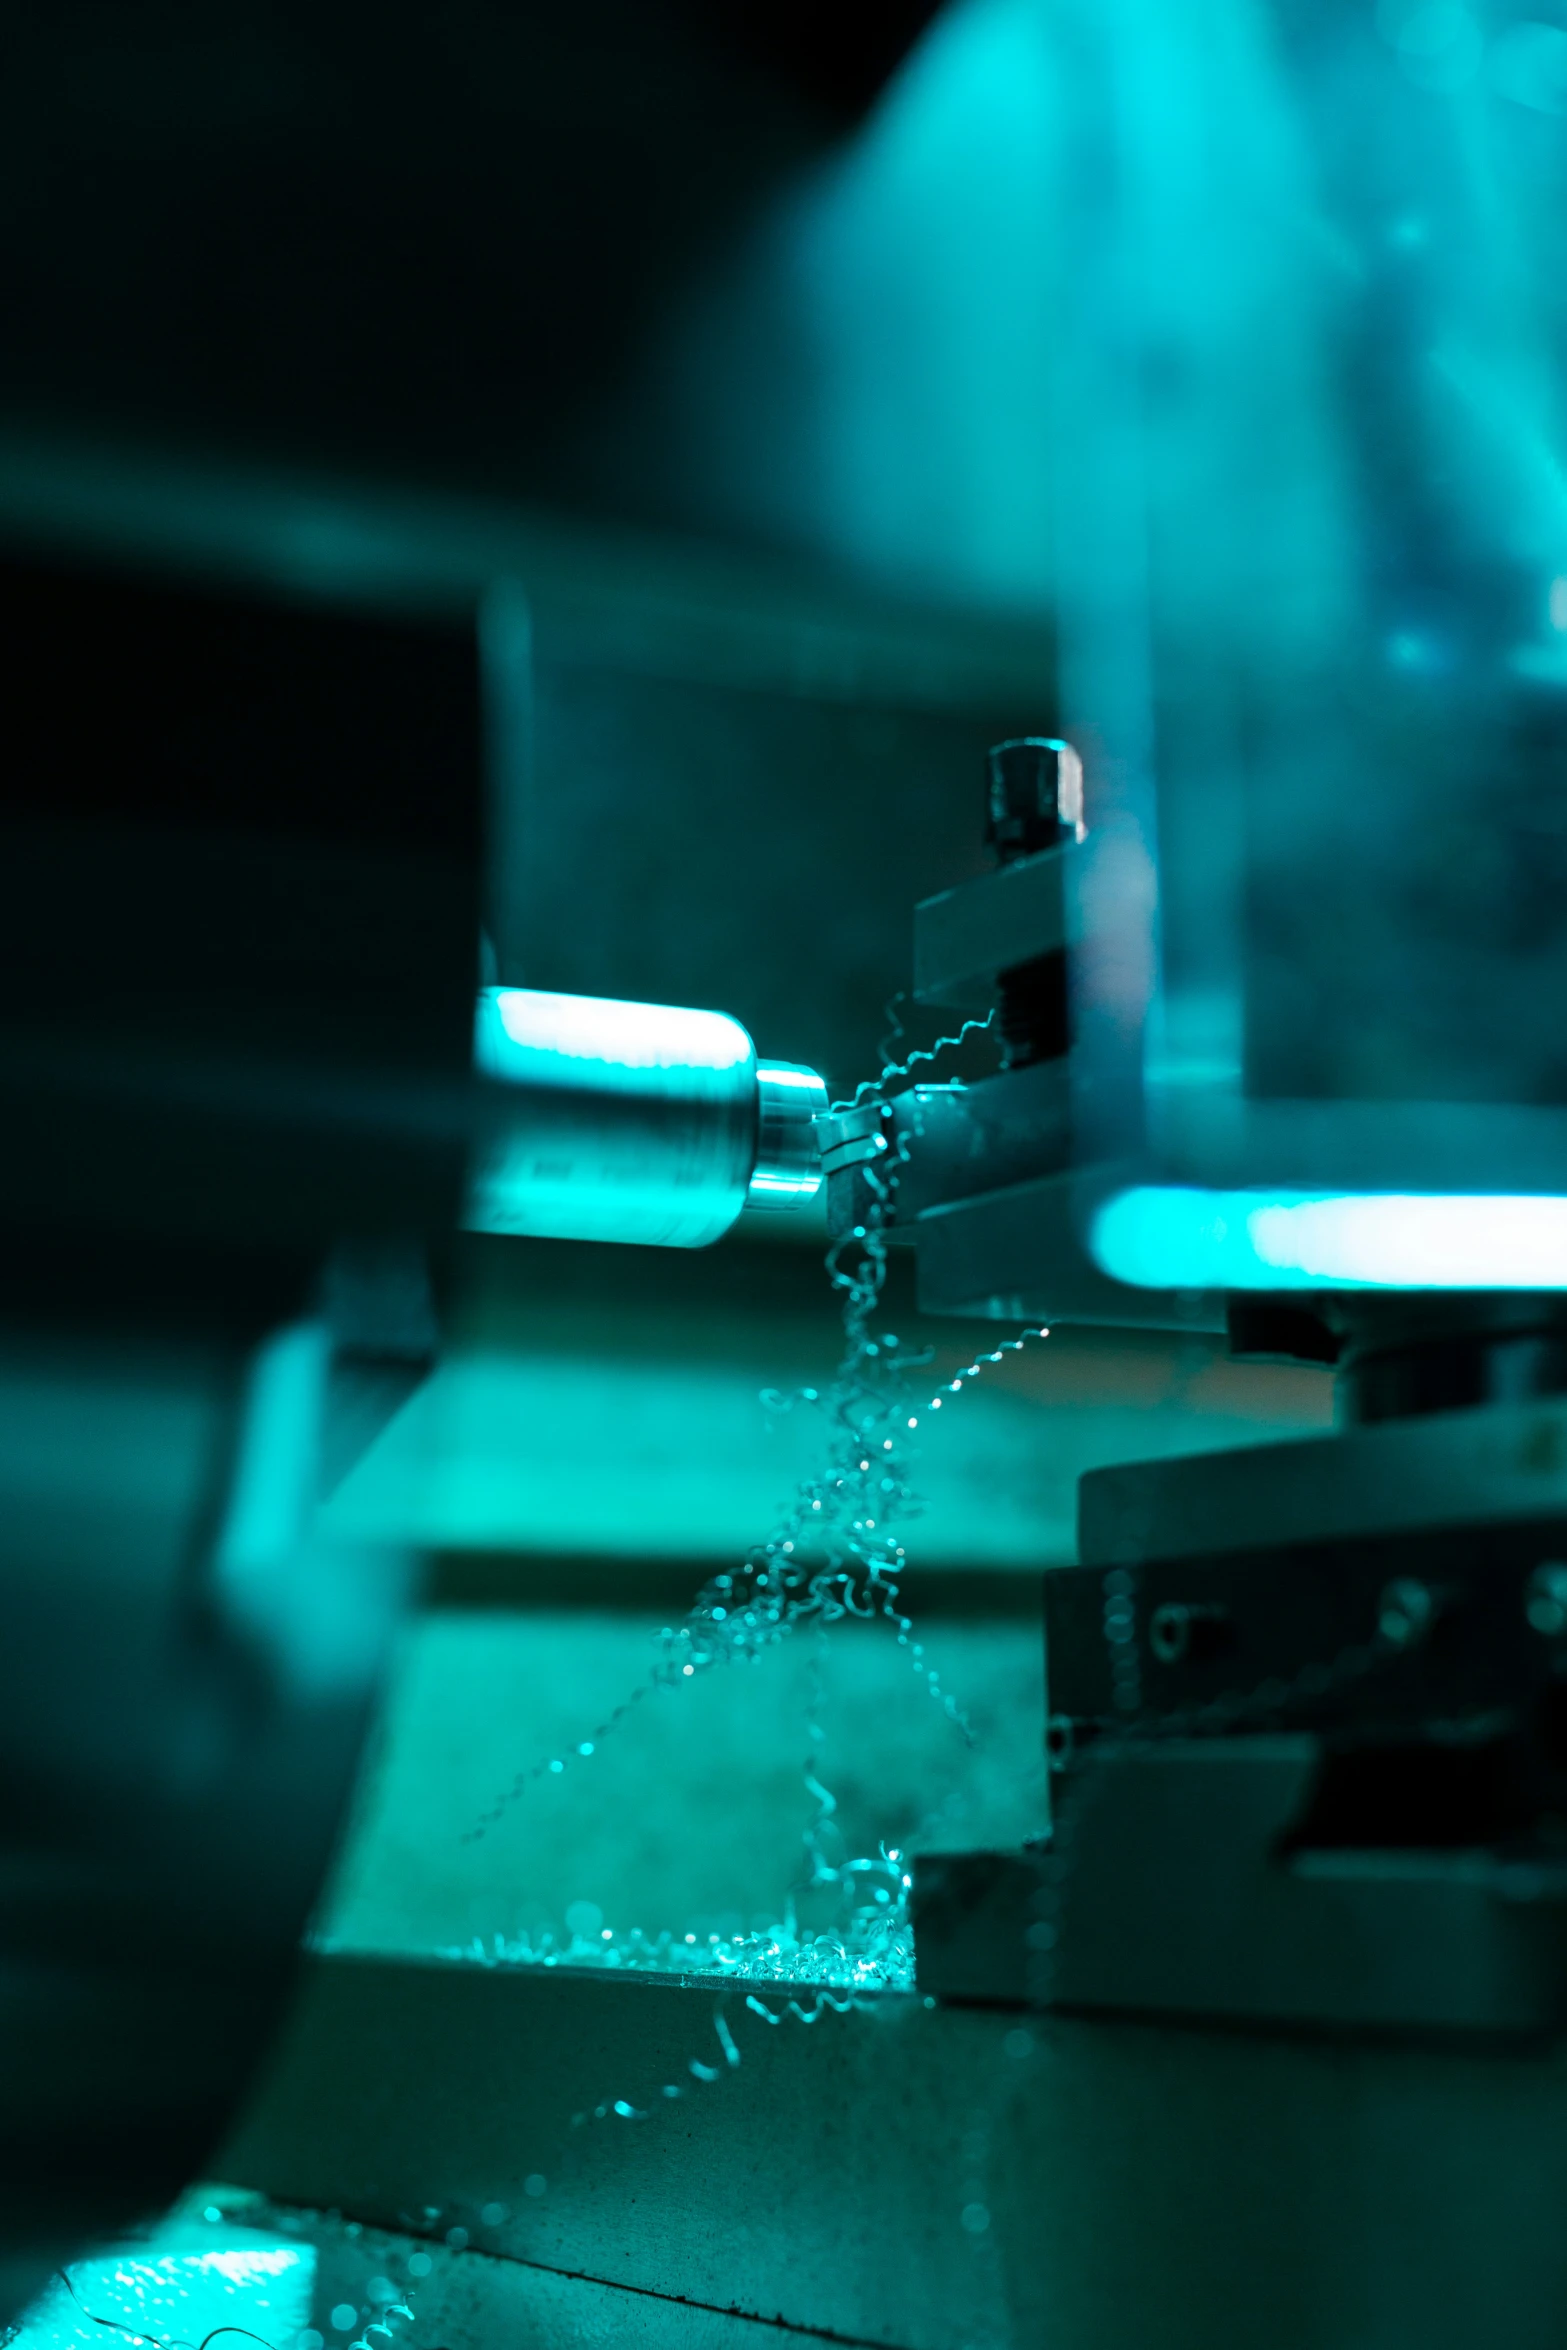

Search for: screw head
xmin=985 ymin=738 xmax=1085 ymax=862
xmin=1378 ymin=1577 xmax=1435 ymax=1649
xmin=1149 ymin=1603 xmax=1192 ymax=1665
xmin=1148 ymin=1598 xmax=1232 ymax=1666
xmin=1527 ymin=1562 xmax=1567 ymax=1638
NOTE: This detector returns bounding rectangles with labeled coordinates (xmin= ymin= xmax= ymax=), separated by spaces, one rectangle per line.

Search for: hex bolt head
xmin=1378 ymin=1576 xmax=1435 ymax=1649
xmin=1526 ymin=1562 xmax=1567 ymax=1638
xmin=985 ymin=737 xmax=1085 ymax=863
xmin=1045 ymin=1714 xmax=1076 ymax=1771
xmin=1149 ymin=1603 xmax=1192 ymax=1665
xmin=1148 ymin=1599 xmax=1232 ymax=1666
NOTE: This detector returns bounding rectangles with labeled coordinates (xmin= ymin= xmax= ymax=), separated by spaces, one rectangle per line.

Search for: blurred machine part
xmin=0 ymin=0 xmax=963 ymax=2296
xmin=1046 ymin=0 xmax=1567 ymax=1260
xmin=0 ymin=535 xmax=829 ymax=2321
xmin=0 ymin=537 xmax=482 ymax=2315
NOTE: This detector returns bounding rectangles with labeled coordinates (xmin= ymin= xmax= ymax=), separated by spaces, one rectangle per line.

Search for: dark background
xmin=0 ymin=3 xmax=938 ymax=521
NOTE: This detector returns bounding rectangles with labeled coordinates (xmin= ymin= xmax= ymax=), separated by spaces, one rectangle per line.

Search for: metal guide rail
xmin=914 ymin=1387 xmax=1567 ymax=2037
xmin=219 ymin=1949 xmax=1567 ymax=2350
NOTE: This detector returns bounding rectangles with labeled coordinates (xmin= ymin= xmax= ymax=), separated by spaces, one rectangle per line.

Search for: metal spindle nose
xmin=749 ymin=1062 xmax=829 ymax=1209
xmin=466 ymin=989 xmax=826 ymax=1246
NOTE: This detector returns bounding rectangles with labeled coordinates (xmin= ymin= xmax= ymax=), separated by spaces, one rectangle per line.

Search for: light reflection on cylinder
xmin=466 ymin=988 xmax=825 ymax=1248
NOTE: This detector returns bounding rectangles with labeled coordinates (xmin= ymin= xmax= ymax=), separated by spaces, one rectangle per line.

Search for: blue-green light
xmin=14 ymin=2243 xmax=314 ymax=2350
xmin=467 ymin=988 xmax=758 ymax=1248
xmin=1092 ymin=1187 xmax=1567 ymax=1291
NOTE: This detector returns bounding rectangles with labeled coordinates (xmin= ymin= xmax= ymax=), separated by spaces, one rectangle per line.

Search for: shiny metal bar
xmin=465 ymin=988 xmax=826 ymax=1248
xmin=748 ymin=1061 xmax=829 ymax=1209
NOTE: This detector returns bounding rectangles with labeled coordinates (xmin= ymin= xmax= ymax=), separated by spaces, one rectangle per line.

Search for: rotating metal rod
xmin=466 ymin=988 xmax=827 ymax=1248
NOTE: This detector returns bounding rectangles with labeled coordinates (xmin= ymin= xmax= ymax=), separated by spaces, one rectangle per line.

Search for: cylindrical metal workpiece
xmin=749 ymin=1061 xmax=831 ymax=1208
xmin=465 ymin=988 xmax=826 ymax=1247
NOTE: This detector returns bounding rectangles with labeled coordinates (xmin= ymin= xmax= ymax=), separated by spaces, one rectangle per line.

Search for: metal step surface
xmin=223 ymin=1950 xmax=1567 ymax=2350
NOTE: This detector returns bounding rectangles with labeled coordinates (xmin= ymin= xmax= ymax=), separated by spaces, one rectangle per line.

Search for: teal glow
xmin=1092 ymin=1187 xmax=1567 ymax=1291
xmin=468 ymin=988 xmax=757 ymax=1248
xmin=480 ymin=988 xmax=751 ymax=1081
xmin=14 ymin=2242 xmax=314 ymax=2350
xmin=744 ymin=1170 xmax=821 ymax=1205
xmin=436 ymin=1909 xmax=913 ymax=1995
xmin=658 ymin=0 xmax=1061 ymax=610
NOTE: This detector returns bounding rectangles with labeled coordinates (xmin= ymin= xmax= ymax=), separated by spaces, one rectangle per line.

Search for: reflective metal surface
xmin=467 ymin=990 xmax=823 ymax=1247
xmin=748 ymin=1062 xmax=828 ymax=1208
xmin=225 ymin=1951 xmax=1567 ymax=2350
xmin=0 ymin=1282 xmax=410 ymax=2323
xmin=1048 ymin=0 xmax=1567 ymax=1189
